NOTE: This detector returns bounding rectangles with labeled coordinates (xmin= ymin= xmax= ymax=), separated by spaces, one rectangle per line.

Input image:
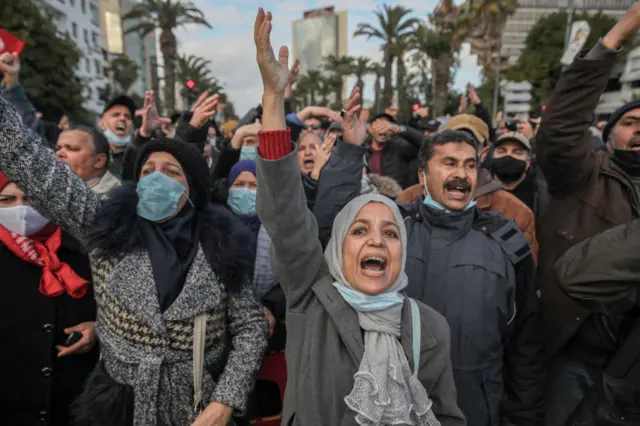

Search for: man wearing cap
xmin=364 ymin=112 xmax=425 ymax=189
xmin=535 ymin=5 xmax=640 ymax=425
xmin=488 ymin=132 xmax=538 ymax=212
xmin=98 ymin=95 xmax=137 ymax=179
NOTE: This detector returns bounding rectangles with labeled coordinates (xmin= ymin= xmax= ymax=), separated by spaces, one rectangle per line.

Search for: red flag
xmin=0 ymin=29 xmax=26 ymax=56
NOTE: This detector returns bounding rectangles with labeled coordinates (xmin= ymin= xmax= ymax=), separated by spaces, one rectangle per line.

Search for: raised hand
xmin=190 ymin=93 xmax=220 ymax=129
xmin=311 ymin=133 xmax=337 ymax=180
xmin=467 ymin=83 xmax=482 ymax=105
xmin=0 ymin=52 xmax=20 ymax=88
xmin=342 ymin=85 xmax=368 ymax=146
xmin=254 ymin=8 xmax=289 ymax=97
xmin=140 ymin=91 xmax=171 ymax=137
xmin=458 ymin=95 xmax=468 ymax=114
xmin=190 ymin=90 xmax=210 ymax=113
xmin=297 ymin=106 xmax=342 ymax=123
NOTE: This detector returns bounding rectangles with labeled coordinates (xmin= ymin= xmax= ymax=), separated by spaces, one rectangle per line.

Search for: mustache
xmin=443 ymin=178 xmax=471 ymax=192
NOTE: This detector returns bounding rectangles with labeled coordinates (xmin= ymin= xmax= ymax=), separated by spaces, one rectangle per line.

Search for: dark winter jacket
xmin=536 ymin=44 xmax=640 ymax=358
xmin=0 ymin=233 xmax=98 ymax=426
xmin=363 ymin=125 xmax=424 ymax=189
xmin=555 ymin=220 xmax=640 ymax=426
xmin=0 ymin=95 xmax=268 ymax=426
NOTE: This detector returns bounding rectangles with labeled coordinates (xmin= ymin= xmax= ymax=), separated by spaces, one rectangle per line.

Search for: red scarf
xmin=0 ymin=224 xmax=88 ymax=298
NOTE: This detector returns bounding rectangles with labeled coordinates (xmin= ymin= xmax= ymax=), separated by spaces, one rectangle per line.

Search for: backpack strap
xmin=409 ymin=298 xmax=421 ymax=377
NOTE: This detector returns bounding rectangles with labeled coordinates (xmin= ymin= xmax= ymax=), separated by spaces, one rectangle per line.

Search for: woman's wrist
xmin=261 ymin=92 xmax=286 ymax=131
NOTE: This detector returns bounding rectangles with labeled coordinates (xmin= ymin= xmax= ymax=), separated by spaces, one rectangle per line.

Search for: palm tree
xmin=123 ymin=0 xmax=212 ymax=113
xmin=109 ymin=55 xmax=139 ymax=94
xmin=350 ymin=56 xmax=373 ymax=95
xmin=176 ymin=54 xmax=216 ymax=106
xmin=316 ymin=76 xmax=334 ymax=107
xmin=393 ymin=36 xmax=412 ymax=121
xmin=370 ymin=63 xmax=384 ymax=113
xmin=298 ymin=71 xmax=321 ymax=105
xmin=354 ymin=5 xmax=419 ymax=109
xmin=323 ymin=54 xmax=353 ymax=105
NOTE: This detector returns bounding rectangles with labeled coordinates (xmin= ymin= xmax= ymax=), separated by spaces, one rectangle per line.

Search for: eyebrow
xmin=352 ymin=218 xmax=399 ymax=228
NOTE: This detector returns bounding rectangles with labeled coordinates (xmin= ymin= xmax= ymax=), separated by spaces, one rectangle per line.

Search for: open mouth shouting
xmin=443 ymin=178 xmax=471 ymax=201
xmin=114 ymin=122 xmax=128 ymax=136
xmin=360 ymin=255 xmax=387 ymax=277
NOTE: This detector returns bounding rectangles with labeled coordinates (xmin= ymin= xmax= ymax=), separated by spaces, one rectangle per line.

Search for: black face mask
xmin=491 ymin=156 xmax=527 ymax=184
xmin=611 ymin=149 xmax=640 ymax=177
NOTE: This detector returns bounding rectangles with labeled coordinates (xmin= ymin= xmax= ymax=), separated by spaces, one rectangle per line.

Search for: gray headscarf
xmin=324 ymin=194 xmax=440 ymax=426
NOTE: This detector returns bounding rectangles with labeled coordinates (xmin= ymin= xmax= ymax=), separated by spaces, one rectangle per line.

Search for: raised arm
xmin=0 ymin=95 xmax=101 ymax=240
xmin=254 ymin=8 xmax=327 ymax=312
xmin=536 ymin=6 xmax=640 ymax=197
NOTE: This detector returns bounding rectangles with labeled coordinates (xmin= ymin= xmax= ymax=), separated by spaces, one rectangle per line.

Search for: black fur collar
xmin=86 ymin=183 xmax=253 ymax=293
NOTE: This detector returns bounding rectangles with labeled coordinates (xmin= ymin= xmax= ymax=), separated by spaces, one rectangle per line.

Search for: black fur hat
xmin=134 ymin=137 xmax=211 ymax=210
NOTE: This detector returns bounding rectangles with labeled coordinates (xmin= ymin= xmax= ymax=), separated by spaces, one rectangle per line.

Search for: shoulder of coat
xmin=473 ymin=210 xmax=531 ymax=265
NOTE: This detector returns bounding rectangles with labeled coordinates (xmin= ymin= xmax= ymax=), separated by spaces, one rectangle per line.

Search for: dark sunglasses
xmin=304 ymin=124 xmax=321 ymax=130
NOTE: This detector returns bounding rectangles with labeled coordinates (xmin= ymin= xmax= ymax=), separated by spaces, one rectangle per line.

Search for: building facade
xmin=292 ymin=6 xmax=349 ymax=103
xmin=33 ymin=0 xmax=108 ymax=114
xmin=99 ymin=0 xmax=159 ymax=102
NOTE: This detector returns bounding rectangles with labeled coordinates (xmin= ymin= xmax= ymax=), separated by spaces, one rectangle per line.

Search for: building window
xmin=83 ymin=29 xmax=89 ymax=44
xmin=92 ymin=31 xmax=98 ymax=46
xmin=69 ymin=0 xmax=75 ymax=5
xmin=86 ymin=87 xmax=92 ymax=101
xmin=95 ymin=60 xmax=101 ymax=75
xmin=81 ymin=0 xmax=86 ymax=13
xmin=58 ymin=0 xmax=65 ymax=3
xmin=90 ymin=4 xmax=100 ymax=26
xmin=72 ymin=22 xmax=78 ymax=38
xmin=86 ymin=58 xmax=91 ymax=73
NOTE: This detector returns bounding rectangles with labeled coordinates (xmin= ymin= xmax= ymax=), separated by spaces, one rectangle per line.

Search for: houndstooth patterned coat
xmin=0 ymin=95 xmax=268 ymax=426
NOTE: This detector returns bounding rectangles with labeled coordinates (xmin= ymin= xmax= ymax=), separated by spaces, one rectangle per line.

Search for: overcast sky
xmin=174 ymin=0 xmax=482 ymax=114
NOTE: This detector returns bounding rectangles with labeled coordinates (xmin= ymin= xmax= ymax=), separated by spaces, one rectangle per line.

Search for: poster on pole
xmin=561 ymin=21 xmax=591 ymax=66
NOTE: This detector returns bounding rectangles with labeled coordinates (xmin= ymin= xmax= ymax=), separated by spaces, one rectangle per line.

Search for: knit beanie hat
xmin=228 ymin=160 xmax=257 ymax=187
xmin=602 ymin=99 xmax=640 ymax=143
xmin=442 ymin=114 xmax=489 ymax=145
xmin=134 ymin=137 xmax=212 ymax=210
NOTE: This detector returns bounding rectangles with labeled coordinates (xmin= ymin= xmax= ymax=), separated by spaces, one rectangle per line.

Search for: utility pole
xmin=564 ymin=0 xmax=575 ymax=50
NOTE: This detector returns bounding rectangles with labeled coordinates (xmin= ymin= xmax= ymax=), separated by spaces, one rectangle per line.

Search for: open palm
xmin=254 ymin=8 xmax=289 ymax=96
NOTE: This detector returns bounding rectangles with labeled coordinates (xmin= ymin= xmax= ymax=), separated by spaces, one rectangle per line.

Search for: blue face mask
xmin=104 ymin=128 xmax=132 ymax=147
xmin=240 ymin=146 xmax=257 ymax=161
xmin=227 ymin=187 xmax=256 ymax=216
xmin=332 ymin=282 xmax=403 ymax=312
xmin=137 ymin=171 xmax=187 ymax=221
xmin=422 ymin=172 xmax=476 ymax=212
xmin=209 ymin=137 xmax=217 ymax=147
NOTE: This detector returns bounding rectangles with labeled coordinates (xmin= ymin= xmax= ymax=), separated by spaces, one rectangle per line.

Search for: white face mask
xmin=0 ymin=205 xmax=50 ymax=236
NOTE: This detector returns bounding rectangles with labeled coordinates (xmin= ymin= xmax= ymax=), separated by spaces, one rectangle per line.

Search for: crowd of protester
xmin=2 ymin=3 xmax=640 ymax=426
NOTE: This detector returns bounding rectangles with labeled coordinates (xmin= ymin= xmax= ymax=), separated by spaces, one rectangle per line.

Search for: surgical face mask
xmin=209 ymin=137 xmax=217 ymax=147
xmin=491 ymin=156 xmax=527 ymax=184
xmin=137 ymin=171 xmax=188 ymax=221
xmin=227 ymin=187 xmax=256 ymax=216
xmin=422 ymin=171 xmax=476 ymax=213
xmin=240 ymin=146 xmax=257 ymax=161
xmin=0 ymin=205 xmax=50 ymax=236
xmin=104 ymin=128 xmax=132 ymax=147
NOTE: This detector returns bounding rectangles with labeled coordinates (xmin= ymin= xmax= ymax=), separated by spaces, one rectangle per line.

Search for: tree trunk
xmin=374 ymin=76 xmax=381 ymax=113
xmin=382 ymin=45 xmax=394 ymax=109
xmin=397 ymin=57 xmax=408 ymax=123
xmin=310 ymin=90 xmax=316 ymax=105
xmin=356 ymin=76 xmax=365 ymax=99
xmin=159 ymin=29 xmax=177 ymax=114
xmin=432 ymin=51 xmax=453 ymax=117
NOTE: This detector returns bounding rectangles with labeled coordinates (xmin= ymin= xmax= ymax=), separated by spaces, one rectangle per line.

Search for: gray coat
xmin=0 ymin=96 xmax=268 ymax=426
xmin=256 ymin=149 xmax=465 ymax=426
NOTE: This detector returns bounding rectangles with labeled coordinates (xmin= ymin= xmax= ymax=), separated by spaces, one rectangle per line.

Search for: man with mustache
xmin=534 ymin=5 xmax=640 ymax=425
xmin=314 ymin=124 xmax=543 ymax=426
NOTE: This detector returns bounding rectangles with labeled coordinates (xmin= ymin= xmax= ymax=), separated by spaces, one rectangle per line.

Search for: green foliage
xmin=0 ymin=0 xmax=91 ymax=123
xmin=508 ymin=11 xmax=628 ymax=109
xmin=109 ymin=55 xmax=139 ymax=94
